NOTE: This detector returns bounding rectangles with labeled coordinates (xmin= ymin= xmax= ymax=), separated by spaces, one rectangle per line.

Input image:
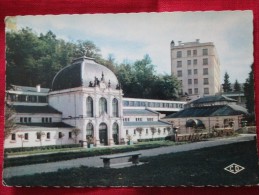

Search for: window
xmin=203 ymin=78 xmax=209 ymax=85
xmin=187 ymin=50 xmax=191 ymax=56
xmin=37 ymin=133 xmax=41 ymax=139
xmin=146 ymin=129 xmax=148 ymax=134
xmin=86 ymin=96 xmax=93 ymax=117
xmin=112 ymin=123 xmax=119 ymax=135
xmin=20 ymin=118 xmax=23 ymax=123
xmin=42 ymin=117 xmax=52 ymax=123
xmin=203 ymin=48 xmax=208 ymax=55
xmin=203 ymin=58 xmax=208 ymax=65
xmin=187 ymin=60 xmax=191 ymax=65
xmin=188 ymin=79 xmax=192 ymax=85
xmin=18 ymin=95 xmax=26 ymax=102
xmin=177 ymin=61 xmax=182 ymax=67
xmin=20 ymin=117 xmax=31 ymax=123
xmin=147 ymin=118 xmax=153 ymax=121
xmin=134 ymin=130 xmax=136 ymax=135
xmin=136 ymin=118 xmax=142 ymax=121
xmin=38 ymin=96 xmax=47 ymax=103
xmin=28 ymin=117 xmax=31 ymax=123
xmin=194 ymin=79 xmax=198 ymax=84
xmin=69 ymin=132 xmax=72 ymax=139
xmin=28 ymin=96 xmax=37 ymax=102
xmin=47 ymin=132 xmax=50 ymax=139
xmin=177 ymin=70 xmax=182 ymax=77
xmin=194 ymin=88 xmax=198 ymax=94
xmin=188 ymin=89 xmax=192 ymax=95
xmin=194 ymin=69 xmax=198 ymax=75
xmin=188 ymin=69 xmax=192 ymax=75
xmin=177 ymin=51 xmax=182 ymax=58
xmin=204 ymin=88 xmax=209 ymax=94
xmin=11 ymin=133 xmax=16 ymax=141
xmin=58 ymin=132 xmax=63 ymax=139
xmin=86 ymin=123 xmax=94 ymax=136
xmin=24 ymin=133 xmax=29 ymax=140
xmin=193 ymin=59 xmax=197 ymax=65
xmin=193 ymin=50 xmax=197 ymax=56
xmin=203 ymin=68 xmax=208 ymax=75
xmin=99 ymin=97 xmax=107 ymax=115
xmin=112 ymin=98 xmax=119 ymax=117
xmin=126 ymin=130 xmax=129 ymax=135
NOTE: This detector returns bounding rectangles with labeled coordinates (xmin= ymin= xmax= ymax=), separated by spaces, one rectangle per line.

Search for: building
xmin=170 ymin=39 xmax=221 ymax=100
xmin=5 ymin=57 xmax=186 ymax=148
xmin=163 ymin=95 xmax=248 ymax=134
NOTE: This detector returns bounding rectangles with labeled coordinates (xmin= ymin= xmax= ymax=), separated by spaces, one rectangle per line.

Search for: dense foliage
xmin=6 ymin=28 xmax=180 ymax=100
xmin=222 ymin=72 xmax=232 ymax=92
xmin=244 ymin=64 xmax=255 ymax=114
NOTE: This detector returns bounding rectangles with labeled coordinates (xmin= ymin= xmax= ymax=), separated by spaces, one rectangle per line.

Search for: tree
xmin=222 ymin=72 xmax=232 ymax=92
xmin=244 ymin=64 xmax=254 ymax=114
xmin=166 ymin=127 xmax=171 ymax=135
xmin=233 ymin=79 xmax=241 ymax=92
xmin=17 ymin=134 xmax=24 ymax=148
xmin=136 ymin=127 xmax=143 ymax=139
xmin=36 ymin=131 xmax=45 ymax=148
xmin=71 ymin=128 xmax=81 ymax=144
xmin=59 ymin=132 xmax=65 ymax=146
xmin=150 ymin=127 xmax=156 ymax=139
xmin=4 ymin=104 xmax=17 ymax=139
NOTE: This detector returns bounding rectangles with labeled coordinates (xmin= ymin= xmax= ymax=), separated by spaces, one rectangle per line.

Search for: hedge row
xmin=5 ymin=144 xmax=81 ymax=153
xmin=137 ymin=137 xmax=165 ymax=142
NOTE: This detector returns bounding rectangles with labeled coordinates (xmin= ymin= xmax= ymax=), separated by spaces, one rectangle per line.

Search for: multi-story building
xmin=171 ymin=39 xmax=221 ymax=100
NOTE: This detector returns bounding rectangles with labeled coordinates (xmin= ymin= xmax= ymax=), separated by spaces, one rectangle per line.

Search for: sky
xmin=11 ymin=11 xmax=253 ymax=83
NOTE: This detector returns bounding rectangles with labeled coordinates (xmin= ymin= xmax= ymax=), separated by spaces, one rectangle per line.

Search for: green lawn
xmin=4 ymin=141 xmax=185 ymax=167
xmin=4 ymin=140 xmax=259 ymax=186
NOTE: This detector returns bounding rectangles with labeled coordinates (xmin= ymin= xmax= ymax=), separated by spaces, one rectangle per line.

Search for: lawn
xmin=4 ymin=140 xmax=185 ymax=167
xmin=4 ymin=140 xmax=259 ymax=186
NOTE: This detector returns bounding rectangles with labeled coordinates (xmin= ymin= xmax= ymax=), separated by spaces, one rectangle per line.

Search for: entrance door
xmin=99 ymin=123 xmax=108 ymax=145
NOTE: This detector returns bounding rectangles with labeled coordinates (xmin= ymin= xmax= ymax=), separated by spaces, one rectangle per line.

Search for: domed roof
xmin=51 ymin=56 xmax=119 ymax=91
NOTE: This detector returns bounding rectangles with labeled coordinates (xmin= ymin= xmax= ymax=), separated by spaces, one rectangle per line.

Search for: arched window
xmin=86 ymin=96 xmax=93 ymax=117
xmin=99 ymin=97 xmax=107 ymax=115
xmin=86 ymin=123 xmax=94 ymax=136
xmin=112 ymin=98 xmax=119 ymax=117
xmin=112 ymin=123 xmax=119 ymax=145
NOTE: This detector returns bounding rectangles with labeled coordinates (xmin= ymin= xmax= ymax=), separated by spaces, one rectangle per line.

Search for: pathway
xmin=3 ymin=134 xmax=256 ymax=178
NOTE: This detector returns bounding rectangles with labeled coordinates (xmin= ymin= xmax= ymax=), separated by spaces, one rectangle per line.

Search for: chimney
xmin=196 ymin=39 xmax=200 ymax=43
xmin=36 ymin=84 xmax=41 ymax=92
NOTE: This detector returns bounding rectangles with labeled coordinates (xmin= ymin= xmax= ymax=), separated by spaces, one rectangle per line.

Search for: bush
xmin=4 ymin=144 xmax=81 ymax=154
xmin=137 ymin=137 xmax=165 ymax=142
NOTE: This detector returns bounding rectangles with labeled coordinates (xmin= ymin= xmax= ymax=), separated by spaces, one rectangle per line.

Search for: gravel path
xmin=3 ymin=134 xmax=256 ymax=179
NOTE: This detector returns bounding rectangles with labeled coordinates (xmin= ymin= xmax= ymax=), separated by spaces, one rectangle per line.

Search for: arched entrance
xmin=99 ymin=123 xmax=108 ymax=145
xmin=112 ymin=122 xmax=119 ymax=145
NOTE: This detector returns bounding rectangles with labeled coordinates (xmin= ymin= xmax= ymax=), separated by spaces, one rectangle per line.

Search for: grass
xmin=4 ymin=140 xmax=185 ymax=167
xmin=4 ymin=140 xmax=259 ymax=186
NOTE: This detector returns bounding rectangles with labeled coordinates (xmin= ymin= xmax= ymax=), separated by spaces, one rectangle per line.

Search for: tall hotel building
xmin=171 ymin=39 xmax=221 ymax=100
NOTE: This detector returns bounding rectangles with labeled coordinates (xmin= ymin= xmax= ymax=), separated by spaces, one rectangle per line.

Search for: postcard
xmin=3 ymin=11 xmax=258 ymax=187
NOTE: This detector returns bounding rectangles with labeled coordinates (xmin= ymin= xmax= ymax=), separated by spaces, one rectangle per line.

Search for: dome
xmin=51 ymin=56 xmax=119 ymax=91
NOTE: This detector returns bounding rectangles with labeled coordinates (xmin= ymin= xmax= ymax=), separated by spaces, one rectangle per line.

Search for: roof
xmin=123 ymin=120 xmax=171 ymax=127
xmin=10 ymin=105 xmax=62 ymax=114
xmin=165 ymin=105 xmax=248 ymax=118
xmin=123 ymin=109 xmax=158 ymax=116
xmin=17 ymin=122 xmax=73 ymax=128
xmin=8 ymin=85 xmax=50 ymax=93
xmin=51 ymin=56 xmax=119 ymax=91
xmin=190 ymin=95 xmax=237 ymax=105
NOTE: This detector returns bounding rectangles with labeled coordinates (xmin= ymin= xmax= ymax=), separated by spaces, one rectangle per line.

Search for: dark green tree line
xmin=6 ymin=28 xmax=180 ymax=100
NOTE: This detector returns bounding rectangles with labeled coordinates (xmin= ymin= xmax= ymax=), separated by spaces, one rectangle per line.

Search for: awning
xmin=186 ymin=119 xmax=204 ymax=128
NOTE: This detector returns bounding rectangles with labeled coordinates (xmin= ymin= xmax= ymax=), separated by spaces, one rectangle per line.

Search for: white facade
xmin=171 ymin=39 xmax=221 ymax=99
xmin=5 ymin=57 xmax=175 ymax=149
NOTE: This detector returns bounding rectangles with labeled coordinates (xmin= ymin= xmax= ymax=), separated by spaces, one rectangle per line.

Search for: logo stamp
xmin=224 ymin=163 xmax=245 ymax=174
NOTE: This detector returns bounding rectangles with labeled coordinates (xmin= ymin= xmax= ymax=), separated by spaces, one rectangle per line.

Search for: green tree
xmin=244 ymin=64 xmax=254 ymax=114
xmin=136 ymin=127 xmax=143 ymax=139
xmin=222 ymin=72 xmax=232 ymax=92
xmin=4 ymin=104 xmax=17 ymax=139
xmin=233 ymin=79 xmax=241 ymax=92
xmin=150 ymin=127 xmax=156 ymax=139
xmin=71 ymin=128 xmax=81 ymax=144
